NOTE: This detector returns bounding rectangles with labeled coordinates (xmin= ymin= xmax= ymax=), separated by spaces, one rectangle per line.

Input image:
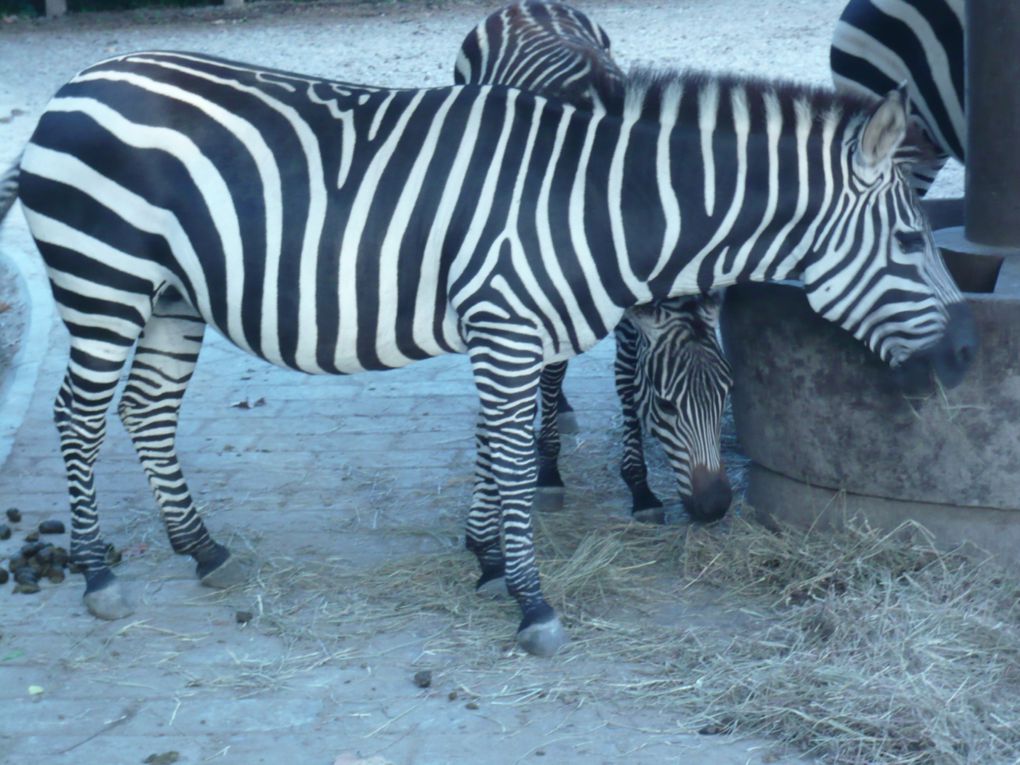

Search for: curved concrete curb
xmin=0 ymin=206 xmax=53 ymax=470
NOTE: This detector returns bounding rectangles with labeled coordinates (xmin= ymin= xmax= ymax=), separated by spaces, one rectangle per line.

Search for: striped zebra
xmin=456 ymin=1 xmax=733 ymax=523
xmin=831 ymin=0 xmax=963 ymax=194
xmin=4 ymin=50 xmax=975 ymax=656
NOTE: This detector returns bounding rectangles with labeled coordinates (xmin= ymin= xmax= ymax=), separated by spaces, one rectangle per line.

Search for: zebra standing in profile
xmin=3 ymin=47 xmax=975 ymax=656
xmin=455 ymin=1 xmax=733 ymax=523
xmin=831 ymin=0 xmax=963 ymax=195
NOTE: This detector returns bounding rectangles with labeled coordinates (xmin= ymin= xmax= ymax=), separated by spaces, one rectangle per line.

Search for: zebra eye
xmin=896 ymin=231 xmax=926 ymax=253
xmin=657 ymin=398 xmax=679 ymax=415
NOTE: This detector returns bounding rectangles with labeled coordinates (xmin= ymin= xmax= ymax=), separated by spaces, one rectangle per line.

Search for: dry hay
xmin=235 ymin=505 xmax=1020 ymax=765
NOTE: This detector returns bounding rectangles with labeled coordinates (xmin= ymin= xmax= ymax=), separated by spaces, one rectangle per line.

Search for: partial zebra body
xmin=831 ymin=0 xmax=964 ymax=193
xmin=457 ymin=2 xmax=733 ymax=523
xmin=7 ymin=44 xmax=973 ymax=655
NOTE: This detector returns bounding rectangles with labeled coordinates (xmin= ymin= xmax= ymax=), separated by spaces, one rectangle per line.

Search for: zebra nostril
xmin=955 ymin=340 xmax=976 ymax=368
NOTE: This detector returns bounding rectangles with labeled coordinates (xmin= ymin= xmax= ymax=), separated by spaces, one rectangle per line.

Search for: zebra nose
xmin=929 ymin=301 xmax=978 ymax=390
xmin=683 ymin=465 xmax=732 ymax=523
xmin=894 ymin=301 xmax=978 ymax=394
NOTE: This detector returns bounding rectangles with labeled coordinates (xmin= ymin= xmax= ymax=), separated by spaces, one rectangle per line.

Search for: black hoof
xmin=475 ymin=573 xmax=509 ymax=599
xmin=83 ymin=569 xmax=132 ymax=620
xmin=534 ymin=486 xmax=566 ymax=512
xmin=516 ymin=604 xmax=568 ymax=657
xmin=194 ymin=543 xmax=249 ymax=589
xmin=632 ymin=506 xmax=666 ymax=524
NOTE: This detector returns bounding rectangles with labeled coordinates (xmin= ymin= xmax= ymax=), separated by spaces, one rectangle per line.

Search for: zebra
xmin=4 ymin=50 xmax=975 ymax=657
xmin=455 ymin=1 xmax=733 ymax=523
xmin=830 ymin=0 xmax=963 ymax=195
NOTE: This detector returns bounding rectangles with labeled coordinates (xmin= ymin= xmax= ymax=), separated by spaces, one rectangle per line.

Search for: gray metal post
xmin=965 ymin=0 xmax=1020 ymax=247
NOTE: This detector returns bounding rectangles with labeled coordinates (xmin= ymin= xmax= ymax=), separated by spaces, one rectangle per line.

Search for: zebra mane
xmin=601 ymin=65 xmax=880 ymax=126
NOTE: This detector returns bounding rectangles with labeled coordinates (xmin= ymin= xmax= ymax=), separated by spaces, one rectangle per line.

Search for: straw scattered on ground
xmin=227 ymin=506 xmax=1020 ymax=765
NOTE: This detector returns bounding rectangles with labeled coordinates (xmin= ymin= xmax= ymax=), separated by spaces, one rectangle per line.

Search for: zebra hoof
xmin=557 ymin=411 xmax=579 ymax=434
xmin=516 ymin=614 xmax=568 ymax=657
xmin=475 ymin=574 xmax=509 ymax=599
xmin=534 ymin=486 xmax=565 ymax=512
xmin=199 ymin=552 xmax=249 ymax=589
xmin=632 ymin=506 xmax=667 ymax=524
xmin=83 ymin=580 xmax=133 ymax=620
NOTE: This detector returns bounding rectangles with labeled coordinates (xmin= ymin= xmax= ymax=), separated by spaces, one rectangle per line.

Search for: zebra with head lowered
xmin=455 ymin=0 xmax=733 ymax=523
xmin=4 ymin=47 xmax=975 ymax=656
xmin=831 ymin=0 xmax=963 ymax=195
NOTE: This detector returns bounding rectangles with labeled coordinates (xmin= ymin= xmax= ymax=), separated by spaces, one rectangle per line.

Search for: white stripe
xmin=335 ymin=90 xmax=427 ymax=372
xmin=699 ymin=82 xmax=720 ymax=218
xmin=374 ymin=89 xmax=460 ymax=367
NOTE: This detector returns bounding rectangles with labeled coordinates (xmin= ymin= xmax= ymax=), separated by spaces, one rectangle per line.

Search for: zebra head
xmin=625 ymin=296 xmax=733 ymax=523
xmin=802 ymin=87 xmax=976 ymax=392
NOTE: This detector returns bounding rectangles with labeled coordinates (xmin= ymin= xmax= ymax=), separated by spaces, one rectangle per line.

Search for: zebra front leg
xmin=56 ymin=345 xmax=136 ymax=619
xmin=466 ymin=411 xmax=509 ymax=599
xmin=534 ymin=362 xmax=567 ymax=512
xmin=614 ymin=328 xmax=664 ymax=523
xmin=118 ymin=294 xmax=247 ymax=589
xmin=554 ymin=379 xmax=578 ymax=434
xmin=468 ymin=335 xmax=567 ymax=657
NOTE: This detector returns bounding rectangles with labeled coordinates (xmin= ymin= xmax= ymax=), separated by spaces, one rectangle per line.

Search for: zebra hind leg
xmin=534 ymin=361 xmax=567 ymax=512
xmin=117 ymin=292 xmax=248 ymax=589
xmin=55 ymin=342 xmax=138 ymax=619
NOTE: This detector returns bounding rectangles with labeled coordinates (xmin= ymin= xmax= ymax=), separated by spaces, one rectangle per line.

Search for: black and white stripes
xmin=457 ymin=2 xmax=733 ymax=523
xmin=831 ymin=0 xmax=964 ymax=194
xmin=5 ymin=38 xmax=974 ymax=655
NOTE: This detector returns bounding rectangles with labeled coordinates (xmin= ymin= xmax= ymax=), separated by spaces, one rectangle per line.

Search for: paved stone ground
xmin=0 ymin=1 xmax=966 ymax=763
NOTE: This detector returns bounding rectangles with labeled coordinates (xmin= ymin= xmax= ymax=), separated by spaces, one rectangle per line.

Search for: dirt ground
xmin=0 ymin=2 xmax=967 ymax=764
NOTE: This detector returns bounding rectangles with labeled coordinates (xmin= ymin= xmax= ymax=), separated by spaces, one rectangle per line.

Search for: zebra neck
xmin=595 ymin=77 xmax=848 ymax=304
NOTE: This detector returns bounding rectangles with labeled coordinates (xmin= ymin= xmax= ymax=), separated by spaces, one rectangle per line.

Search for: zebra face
xmin=628 ymin=297 xmax=734 ymax=523
xmin=803 ymin=88 xmax=976 ymax=391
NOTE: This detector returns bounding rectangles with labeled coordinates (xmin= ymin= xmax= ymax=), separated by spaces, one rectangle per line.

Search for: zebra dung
xmin=38 ymin=520 xmax=66 ymax=535
xmin=5 ymin=508 xmax=20 ymax=523
xmin=0 ymin=523 xmax=10 ymax=540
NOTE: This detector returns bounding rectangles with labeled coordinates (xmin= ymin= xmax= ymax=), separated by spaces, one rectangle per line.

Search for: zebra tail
xmin=0 ymin=160 xmax=20 ymax=225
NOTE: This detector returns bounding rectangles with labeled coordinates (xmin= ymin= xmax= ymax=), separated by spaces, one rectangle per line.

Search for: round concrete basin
xmin=720 ymin=244 xmax=1020 ymax=561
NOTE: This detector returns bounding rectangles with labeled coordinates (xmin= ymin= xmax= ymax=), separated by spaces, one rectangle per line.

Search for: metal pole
xmin=965 ymin=0 xmax=1020 ymax=247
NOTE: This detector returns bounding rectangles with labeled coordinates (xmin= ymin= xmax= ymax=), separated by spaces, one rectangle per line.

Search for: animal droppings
xmin=413 ymin=670 xmax=432 ymax=688
xmin=14 ymin=568 xmax=39 ymax=585
xmin=38 ymin=520 xmax=66 ymax=535
xmin=0 ymin=524 xmax=10 ymax=540
xmin=5 ymin=508 xmax=20 ymax=523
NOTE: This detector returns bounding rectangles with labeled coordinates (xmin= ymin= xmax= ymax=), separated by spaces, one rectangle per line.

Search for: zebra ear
xmin=624 ymin=302 xmax=664 ymax=335
xmin=856 ymin=86 xmax=909 ymax=169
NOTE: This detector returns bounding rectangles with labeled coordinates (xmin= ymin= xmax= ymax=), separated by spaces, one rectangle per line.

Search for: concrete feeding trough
xmin=721 ymin=1 xmax=1020 ymax=564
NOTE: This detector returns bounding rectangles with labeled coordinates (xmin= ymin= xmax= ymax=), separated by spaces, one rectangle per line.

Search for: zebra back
xmin=831 ymin=0 xmax=964 ymax=193
xmin=454 ymin=1 xmax=624 ymax=109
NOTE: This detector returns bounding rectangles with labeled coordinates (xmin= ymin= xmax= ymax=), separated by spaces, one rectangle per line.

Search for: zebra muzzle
xmin=684 ymin=465 xmax=733 ymax=523
xmin=894 ymin=302 xmax=978 ymax=394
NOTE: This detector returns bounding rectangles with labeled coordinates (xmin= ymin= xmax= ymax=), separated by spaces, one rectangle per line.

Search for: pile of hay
xmin=242 ymin=506 xmax=1020 ymax=764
